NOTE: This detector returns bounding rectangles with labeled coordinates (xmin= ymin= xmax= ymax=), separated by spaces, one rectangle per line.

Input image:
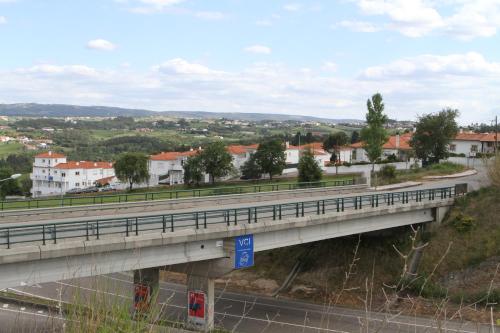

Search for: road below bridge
xmin=2 ymin=272 xmax=496 ymax=333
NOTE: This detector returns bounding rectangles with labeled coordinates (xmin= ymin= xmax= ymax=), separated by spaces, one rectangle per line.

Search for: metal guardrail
xmin=0 ymin=179 xmax=357 ymax=212
xmin=0 ymin=184 xmax=466 ymax=249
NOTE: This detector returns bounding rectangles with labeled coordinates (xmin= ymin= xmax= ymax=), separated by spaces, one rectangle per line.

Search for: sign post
xmin=234 ymin=234 xmax=254 ymax=269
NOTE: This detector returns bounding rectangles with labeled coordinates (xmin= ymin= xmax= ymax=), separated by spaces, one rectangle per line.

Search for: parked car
xmin=82 ymin=186 xmax=99 ymax=193
xmin=99 ymin=184 xmax=117 ymax=192
xmin=66 ymin=188 xmax=83 ymax=195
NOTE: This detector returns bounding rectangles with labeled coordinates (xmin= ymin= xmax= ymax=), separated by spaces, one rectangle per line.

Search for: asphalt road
xmin=2 ymin=272 xmax=497 ymax=333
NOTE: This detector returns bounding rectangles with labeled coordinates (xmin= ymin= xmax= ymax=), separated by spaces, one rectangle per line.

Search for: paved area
xmin=2 ymin=273 xmax=497 ymax=333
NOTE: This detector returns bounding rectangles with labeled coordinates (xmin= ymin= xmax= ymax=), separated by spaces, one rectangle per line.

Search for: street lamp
xmin=0 ymin=174 xmax=21 ymax=183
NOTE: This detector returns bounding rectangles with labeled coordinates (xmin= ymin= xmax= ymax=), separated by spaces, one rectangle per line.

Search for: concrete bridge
xmin=0 ymin=184 xmax=466 ymax=331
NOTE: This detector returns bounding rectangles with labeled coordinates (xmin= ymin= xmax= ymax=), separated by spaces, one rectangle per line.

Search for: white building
xmin=284 ymin=142 xmax=330 ymax=169
xmin=30 ymin=151 xmax=115 ymax=197
xmin=149 ymin=145 xmax=259 ymax=186
xmin=350 ymin=133 xmax=413 ymax=163
xmin=148 ymin=150 xmax=200 ymax=186
xmin=449 ymin=131 xmax=498 ymax=156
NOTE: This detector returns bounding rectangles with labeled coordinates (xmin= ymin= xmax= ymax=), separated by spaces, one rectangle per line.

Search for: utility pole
xmin=495 ymin=115 xmax=498 ymax=154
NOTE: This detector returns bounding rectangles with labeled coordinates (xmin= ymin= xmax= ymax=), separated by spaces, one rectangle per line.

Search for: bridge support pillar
xmin=133 ymin=267 xmax=159 ymax=312
xmin=186 ymin=274 xmax=215 ymax=332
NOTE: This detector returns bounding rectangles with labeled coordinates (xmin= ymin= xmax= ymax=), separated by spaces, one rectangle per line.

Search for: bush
xmin=379 ymin=165 xmax=396 ymax=179
xmin=450 ymin=212 xmax=476 ymax=233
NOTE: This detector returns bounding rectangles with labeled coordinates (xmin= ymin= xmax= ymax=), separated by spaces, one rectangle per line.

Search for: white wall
xmin=449 ymin=140 xmax=481 ymax=156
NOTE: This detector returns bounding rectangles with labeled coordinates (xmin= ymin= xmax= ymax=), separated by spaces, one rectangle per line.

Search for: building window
xmin=449 ymin=144 xmax=456 ymax=152
xmin=61 ymin=172 xmax=66 ymax=177
xmin=42 ymin=169 xmax=46 ymax=173
xmin=471 ymin=145 xmax=478 ymax=152
xmin=75 ymin=171 xmax=80 ymax=176
xmin=42 ymin=159 xmax=45 ymax=163
xmin=352 ymin=149 xmax=357 ymax=160
xmin=75 ymin=183 xmax=80 ymax=187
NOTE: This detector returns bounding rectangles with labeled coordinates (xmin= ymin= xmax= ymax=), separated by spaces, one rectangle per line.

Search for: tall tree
xmin=410 ymin=108 xmax=459 ymax=166
xmin=323 ymin=132 xmax=349 ymax=152
xmin=351 ymin=131 xmax=360 ymax=144
xmin=114 ymin=153 xmax=150 ymax=190
xmin=183 ymin=154 xmax=204 ymax=186
xmin=0 ymin=168 xmax=22 ymax=199
xmin=297 ymin=149 xmax=322 ymax=183
xmin=240 ymin=153 xmax=262 ymax=180
xmin=360 ymin=93 xmax=388 ymax=171
xmin=200 ymin=142 xmax=233 ymax=184
xmin=254 ymin=140 xmax=287 ymax=180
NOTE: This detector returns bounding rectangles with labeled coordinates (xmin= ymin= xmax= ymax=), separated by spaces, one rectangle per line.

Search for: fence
xmin=0 ymin=179 xmax=357 ymax=212
xmin=0 ymin=184 xmax=466 ymax=249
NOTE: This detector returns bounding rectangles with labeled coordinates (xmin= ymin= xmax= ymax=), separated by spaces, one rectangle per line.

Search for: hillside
xmin=0 ymin=103 xmax=363 ymax=123
xmin=199 ymin=186 xmax=500 ymax=322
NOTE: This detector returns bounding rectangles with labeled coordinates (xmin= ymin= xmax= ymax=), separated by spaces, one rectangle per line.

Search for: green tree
xmin=361 ymin=93 xmax=389 ymax=171
xmin=0 ymin=168 xmax=22 ymax=199
xmin=351 ymin=130 xmax=360 ymax=144
xmin=183 ymin=154 xmax=204 ymax=186
xmin=240 ymin=153 xmax=262 ymax=180
xmin=323 ymin=132 xmax=349 ymax=152
xmin=410 ymin=108 xmax=459 ymax=166
xmin=114 ymin=153 xmax=150 ymax=190
xmin=298 ymin=149 xmax=322 ymax=182
xmin=200 ymin=142 xmax=233 ymax=184
xmin=254 ymin=140 xmax=287 ymax=180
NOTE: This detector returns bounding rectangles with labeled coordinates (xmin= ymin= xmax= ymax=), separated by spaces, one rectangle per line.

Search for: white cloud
xmin=86 ymin=39 xmax=117 ymax=51
xmin=322 ymin=62 xmax=338 ymax=72
xmin=17 ymin=64 xmax=101 ymax=77
xmin=244 ymin=45 xmax=272 ymax=55
xmin=1 ymin=53 xmax=498 ymax=124
xmin=0 ymin=16 xmax=6 ymax=24
xmin=194 ymin=11 xmax=225 ymax=20
xmin=283 ymin=3 xmax=301 ymax=12
xmin=153 ymin=58 xmax=224 ymax=75
xmin=255 ymin=20 xmax=272 ymax=27
xmin=127 ymin=0 xmax=184 ymax=13
xmin=336 ymin=20 xmax=380 ymax=32
xmin=349 ymin=0 xmax=500 ymax=39
xmin=361 ymin=52 xmax=500 ymax=79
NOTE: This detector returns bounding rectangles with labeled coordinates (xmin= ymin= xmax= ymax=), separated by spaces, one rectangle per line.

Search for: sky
xmin=0 ymin=0 xmax=499 ymax=124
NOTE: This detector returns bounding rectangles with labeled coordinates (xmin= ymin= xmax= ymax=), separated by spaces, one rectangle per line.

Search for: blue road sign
xmin=234 ymin=234 xmax=254 ymax=269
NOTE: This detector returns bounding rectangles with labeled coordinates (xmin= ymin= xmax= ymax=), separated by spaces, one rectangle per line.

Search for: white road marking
xmin=58 ymin=279 xmax=481 ymax=333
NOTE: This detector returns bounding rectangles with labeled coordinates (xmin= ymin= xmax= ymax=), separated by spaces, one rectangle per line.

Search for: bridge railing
xmin=0 ymin=179 xmax=357 ymax=211
xmin=0 ymin=184 xmax=466 ymax=249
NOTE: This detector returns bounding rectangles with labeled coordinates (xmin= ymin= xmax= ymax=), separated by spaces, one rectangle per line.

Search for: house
xmin=449 ymin=131 xmax=499 ymax=155
xmin=149 ymin=144 xmax=260 ymax=186
xmin=30 ymin=151 xmax=115 ymax=197
xmin=350 ymin=133 xmax=413 ymax=163
xmin=283 ymin=142 xmax=331 ymax=168
xmin=148 ymin=150 xmax=200 ymax=186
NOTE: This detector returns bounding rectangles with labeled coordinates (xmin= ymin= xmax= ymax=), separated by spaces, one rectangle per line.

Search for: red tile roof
xmin=350 ymin=134 xmax=412 ymax=150
xmin=454 ymin=132 xmax=487 ymax=141
xmin=150 ymin=150 xmax=199 ymax=161
xmin=35 ymin=151 xmax=66 ymax=158
xmin=226 ymin=144 xmax=259 ymax=155
xmin=95 ymin=176 xmax=116 ymax=186
xmin=452 ymin=132 xmax=499 ymax=142
xmin=55 ymin=161 xmax=114 ymax=169
xmin=479 ymin=133 xmax=499 ymax=142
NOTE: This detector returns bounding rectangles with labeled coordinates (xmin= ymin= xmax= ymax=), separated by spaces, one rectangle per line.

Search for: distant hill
xmin=0 ymin=103 xmax=363 ymax=123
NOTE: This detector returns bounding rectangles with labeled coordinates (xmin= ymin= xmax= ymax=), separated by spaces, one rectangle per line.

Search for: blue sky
xmin=1 ymin=0 xmax=499 ymax=124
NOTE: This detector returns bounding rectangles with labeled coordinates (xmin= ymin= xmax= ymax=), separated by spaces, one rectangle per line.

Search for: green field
xmin=0 ymin=142 xmax=24 ymax=158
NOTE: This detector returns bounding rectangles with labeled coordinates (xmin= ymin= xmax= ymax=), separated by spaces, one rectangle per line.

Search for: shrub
xmin=450 ymin=213 xmax=476 ymax=233
xmin=379 ymin=165 xmax=396 ymax=179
